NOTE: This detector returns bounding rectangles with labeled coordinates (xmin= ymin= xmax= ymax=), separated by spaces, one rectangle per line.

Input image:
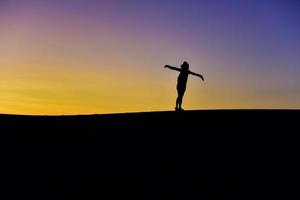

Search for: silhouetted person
xmin=164 ymin=61 xmax=204 ymax=111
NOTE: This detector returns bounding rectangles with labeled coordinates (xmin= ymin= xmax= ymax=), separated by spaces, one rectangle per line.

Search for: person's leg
xmin=178 ymin=91 xmax=184 ymax=110
xmin=176 ymin=89 xmax=184 ymax=111
xmin=176 ymin=91 xmax=180 ymax=111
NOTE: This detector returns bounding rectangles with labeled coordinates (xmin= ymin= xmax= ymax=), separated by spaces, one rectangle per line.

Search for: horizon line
xmin=1 ymin=108 xmax=299 ymax=117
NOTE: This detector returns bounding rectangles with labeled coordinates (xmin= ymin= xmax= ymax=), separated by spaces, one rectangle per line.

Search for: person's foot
xmin=178 ymin=108 xmax=185 ymax=111
xmin=175 ymin=107 xmax=179 ymax=111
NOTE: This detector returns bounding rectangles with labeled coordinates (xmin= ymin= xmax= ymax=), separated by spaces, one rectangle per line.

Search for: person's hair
xmin=181 ymin=61 xmax=189 ymax=70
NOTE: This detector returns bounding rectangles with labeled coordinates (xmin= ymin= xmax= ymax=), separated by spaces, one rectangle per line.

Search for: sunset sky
xmin=0 ymin=0 xmax=299 ymax=115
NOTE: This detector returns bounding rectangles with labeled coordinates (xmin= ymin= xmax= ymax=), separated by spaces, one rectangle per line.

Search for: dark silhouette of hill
xmin=1 ymin=110 xmax=299 ymax=199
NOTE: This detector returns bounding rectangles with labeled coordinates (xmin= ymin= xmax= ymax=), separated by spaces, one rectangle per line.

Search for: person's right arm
xmin=164 ymin=65 xmax=181 ymax=72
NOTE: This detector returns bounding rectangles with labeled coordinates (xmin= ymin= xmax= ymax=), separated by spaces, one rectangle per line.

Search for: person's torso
xmin=177 ymin=70 xmax=189 ymax=84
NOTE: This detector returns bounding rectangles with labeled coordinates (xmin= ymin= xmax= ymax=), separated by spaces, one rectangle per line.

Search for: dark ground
xmin=1 ymin=110 xmax=299 ymax=199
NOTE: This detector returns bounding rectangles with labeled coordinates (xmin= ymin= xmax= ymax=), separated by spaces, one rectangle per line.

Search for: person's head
xmin=181 ymin=61 xmax=189 ymax=70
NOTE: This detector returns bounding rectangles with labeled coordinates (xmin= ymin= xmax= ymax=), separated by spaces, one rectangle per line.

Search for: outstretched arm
xmin=164 ymin=65 xmax=181 ymax=72
xmin=189 ymin=70 xmax=204 ymax=81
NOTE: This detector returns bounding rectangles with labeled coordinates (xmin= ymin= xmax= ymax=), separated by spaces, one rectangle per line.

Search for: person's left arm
xmin=189 ymin=70 xmax=204 ymax=81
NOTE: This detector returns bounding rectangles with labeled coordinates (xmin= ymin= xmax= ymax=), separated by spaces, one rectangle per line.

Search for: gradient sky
xmin=0 ymin=0 xmax=299 ymax=114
